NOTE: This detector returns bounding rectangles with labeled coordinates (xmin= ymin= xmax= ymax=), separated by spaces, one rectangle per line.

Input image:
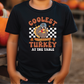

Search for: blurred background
xmin=0 ymin=0 xmax=84 ymax=84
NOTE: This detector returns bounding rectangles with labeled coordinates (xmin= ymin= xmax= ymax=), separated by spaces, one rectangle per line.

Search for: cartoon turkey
xmin=34 ymin=23 xmax=48 ymax=38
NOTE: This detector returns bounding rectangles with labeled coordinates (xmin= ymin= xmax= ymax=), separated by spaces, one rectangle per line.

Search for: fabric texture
xmin=5 ymin=0 xmax=78 ymax=83
xmin=20 ymin=79 xmax=53 ymax=84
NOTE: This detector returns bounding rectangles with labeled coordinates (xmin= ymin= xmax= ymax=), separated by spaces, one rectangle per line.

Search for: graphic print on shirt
xmin=28 ymin=17 xmax=57 ymax=51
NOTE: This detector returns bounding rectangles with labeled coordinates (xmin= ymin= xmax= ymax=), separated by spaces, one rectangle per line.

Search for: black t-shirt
xmin=5 ymin=0 xmax=78 ymax=83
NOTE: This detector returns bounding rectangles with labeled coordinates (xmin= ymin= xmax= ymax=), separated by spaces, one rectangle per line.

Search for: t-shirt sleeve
xmin=5 ymin=6 xmax=20 ymax=34
xmin=62 ymin=5 xmax=78 ymax=35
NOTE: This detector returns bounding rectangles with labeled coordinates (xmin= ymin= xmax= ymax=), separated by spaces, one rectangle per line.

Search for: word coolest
xmin=28 ymin=17 xmax=57 ymax=26
xmin=29 ymin=42 xmax=57 ymax=48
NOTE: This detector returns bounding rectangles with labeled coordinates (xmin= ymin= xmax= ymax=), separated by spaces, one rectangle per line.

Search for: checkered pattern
xmin=29 ymin=27 xmax=57 ymax=38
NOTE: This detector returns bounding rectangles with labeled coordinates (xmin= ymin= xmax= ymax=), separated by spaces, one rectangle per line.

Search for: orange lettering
xmin=37 ymin=17 xmax=41 ymax=23
xmin=32 ymin=18 xmax=36 ymax=24
xmin=49 ymin=18 xmax=53 ymax=24
xmin=29 ymin=42 xmax=33 ymax=48
xmin=48 ymin=42 xmax=52 ymax=47
xmin=41 ymin=17 xmax=45 ymax=22
xmin=52 ymin=20 xmax=57 ymax=26
xmin=39 ymin=42 xmax=43 ymax=47
xmin=34 ymin=42 xmax=38 ymax=47
xmin=28 ymin=21 xmax=33 ymax=26
xmin=43 ymin=42 xmax=48 ymax=47
xmin=45 ymin=17 xmax=49 ymax=23
xmin=52 ymin=42 xmax=57 ymax=48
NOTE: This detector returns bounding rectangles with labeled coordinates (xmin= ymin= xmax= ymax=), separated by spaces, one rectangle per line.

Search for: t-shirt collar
xmin=26 ymin=0 xmax=55 ymax=13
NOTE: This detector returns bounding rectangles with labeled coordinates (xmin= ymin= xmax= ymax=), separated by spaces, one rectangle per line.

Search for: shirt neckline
xmin=26 ymin=0 xmax=55 ymax=13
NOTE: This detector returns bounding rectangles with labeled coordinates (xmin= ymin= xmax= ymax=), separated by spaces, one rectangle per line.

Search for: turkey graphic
xmin=29 ymin=23 xmax=57 ymax=51
xmin=29 ymin=23 xmax=57 ymax=41
xmin=35 ymin=23 xmax=48 ymax=38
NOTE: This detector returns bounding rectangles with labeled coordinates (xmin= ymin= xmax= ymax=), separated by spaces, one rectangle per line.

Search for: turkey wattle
xmin=36 ymin=23 xmax=48 ymax=38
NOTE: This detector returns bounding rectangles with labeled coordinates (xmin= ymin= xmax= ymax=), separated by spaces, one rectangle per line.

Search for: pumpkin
xmin=67 ymin=0 xmax=79 ymax=9
xmin=0 ymin=8 xmax=9 ymax=46
xmin=0 ymin=2 xmax=4 ymax=10
xmin=78 ymin=1 xmax=84 ymax=10
xmin=0 ymin=2 xmax=10 ymax=17
xmin=0 ymin=9 xmax=3 ymax=16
